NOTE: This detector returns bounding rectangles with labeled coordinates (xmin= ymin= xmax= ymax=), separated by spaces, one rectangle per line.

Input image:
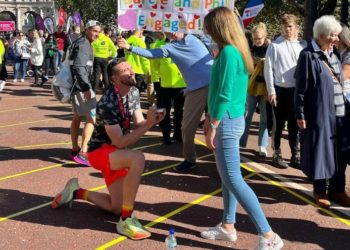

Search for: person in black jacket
xmin=69 ymin=20 xmax=101 ymax=166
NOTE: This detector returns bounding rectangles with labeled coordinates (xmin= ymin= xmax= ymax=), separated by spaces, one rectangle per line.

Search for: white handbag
xmin=21 ymin=52 xmax=31 ymax=59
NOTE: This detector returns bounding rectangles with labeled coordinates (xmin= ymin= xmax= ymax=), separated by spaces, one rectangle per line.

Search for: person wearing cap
xmin=92 ymin=26 xmax=117 ymax=91
xmin=68 ymin=20 xmax=101 ymax=167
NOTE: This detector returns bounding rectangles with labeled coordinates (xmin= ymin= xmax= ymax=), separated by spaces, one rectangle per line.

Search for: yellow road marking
xmin=0 ymin=152 xmax=215 ymax=223
xmin=0 ymin=115 xmax=72 ymax=128
xmin=0 ymin=162 xmax=74 ymax=181
xmin=240 ymin=163 xmax=350 ymax=227
xmin=195 ymin=138 xmax=350 ymax=227
xmin=0 ymin=141 xmax=72 ymax=151
xmin=0 ymin=104 xmax=69 ymax=114
xmin=2 ymin=96 xmax=50 ymax=101
xmin=95 ymin=172 xmax=256 ymax=250
xmin=0 ymin=107 xmax=35 ymax=113
xmin=0 ymin=203 xmax=51 ymax=222
xmin=0 ymin=143 xmax=162 ymax=182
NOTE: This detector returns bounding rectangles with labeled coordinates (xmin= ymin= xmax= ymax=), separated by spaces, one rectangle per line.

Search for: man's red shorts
xmin=87 ymin=144 xmax=128 ymax=186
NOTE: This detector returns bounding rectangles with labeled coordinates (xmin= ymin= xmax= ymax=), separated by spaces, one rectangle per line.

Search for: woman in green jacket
xmin=200 ymin=7 xmax=283 ymax=250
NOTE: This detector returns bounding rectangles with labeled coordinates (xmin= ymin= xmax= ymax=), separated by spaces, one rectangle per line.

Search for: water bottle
xmin=165 ymin=228 xmax=177 ymax=249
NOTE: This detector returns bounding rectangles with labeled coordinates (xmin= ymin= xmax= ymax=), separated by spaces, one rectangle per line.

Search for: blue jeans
xmin=14 ymin=58 xmax=28 ymax=80
xmin=214 ymin=113 xmax=271 ymax=234
xmin=56 ymin=50 xmax=64 ymax=68
xmin=240 ymin=95 xmax=268 ymax=148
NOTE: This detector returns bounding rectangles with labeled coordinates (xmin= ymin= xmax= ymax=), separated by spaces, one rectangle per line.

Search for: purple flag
xmin=73 ymin=12 xmax=81 ymax=26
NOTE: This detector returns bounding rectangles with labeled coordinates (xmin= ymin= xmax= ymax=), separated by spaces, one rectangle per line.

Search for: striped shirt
xmin=325 ymin=51 xmax=345 ymax=117
xmin=312 ymin=40 xmax=345 ymax=116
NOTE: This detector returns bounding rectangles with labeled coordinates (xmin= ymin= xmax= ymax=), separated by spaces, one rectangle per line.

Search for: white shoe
xmin=256 ymin=233 xmax=284 ymax=250
xmin=259 ymin=146 xmax=268 ymax=158
xmin=13 ymin=79 xmax=17 ymax=83
xmin=21 ymin=79 xmax=24 ymax=82
xmin=201 ymin=223 xmax=237 ymax=241
xmin=0 ymin=81 xmax=5 ymax=91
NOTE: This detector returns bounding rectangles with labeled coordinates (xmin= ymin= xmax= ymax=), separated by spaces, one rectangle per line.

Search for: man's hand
xmin=83 ymin=90 xmax=91 ymax=101
xmin=117 ymin=37 xmax=130 ymax=50
xmin=146 ymin=106 xmax=165 ymax=126
xmin=268 ymin=94 xmax=277 ymax=107
xmin=297 ymin=119 xmax=306 ymax=129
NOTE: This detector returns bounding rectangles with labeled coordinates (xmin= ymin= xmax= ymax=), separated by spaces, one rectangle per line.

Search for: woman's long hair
xmin=204 ymin=7 xmax=254 ymax=74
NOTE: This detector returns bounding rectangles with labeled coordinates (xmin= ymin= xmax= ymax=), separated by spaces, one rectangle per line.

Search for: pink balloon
xmin=117 ymin=10 xmax=137 ymax=30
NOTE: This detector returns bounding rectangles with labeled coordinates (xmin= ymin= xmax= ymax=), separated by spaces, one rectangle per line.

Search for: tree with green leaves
xmin=236 ymin=0 xmax=344 ymax=40
xmin=54 ymin=0 xmax=117 ymax=27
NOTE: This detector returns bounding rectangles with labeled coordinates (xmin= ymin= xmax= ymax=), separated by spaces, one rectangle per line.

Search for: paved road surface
xmin=0 ymin=76 xmax=349 ymax=249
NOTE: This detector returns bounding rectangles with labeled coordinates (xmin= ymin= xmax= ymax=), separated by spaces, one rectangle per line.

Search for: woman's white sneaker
xmin=256 ymin=233 xmax=284 ymax=250
xmin=201 ymin=223 xmax=237 ymax=241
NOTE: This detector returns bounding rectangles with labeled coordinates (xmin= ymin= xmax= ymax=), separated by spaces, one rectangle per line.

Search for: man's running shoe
xmin=73 ymin=153 xmax=91 ymax=167
xmin=69 ymin=147 xmax=81 ymax=160
xmin=116 ymin=216 xmax=151 ymax=240
xmin=52 ymin=178 xmax=80 ymax=209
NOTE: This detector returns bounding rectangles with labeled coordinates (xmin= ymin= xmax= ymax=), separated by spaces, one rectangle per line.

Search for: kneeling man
xmin=52 ymin=58 xmax=165 ymax=240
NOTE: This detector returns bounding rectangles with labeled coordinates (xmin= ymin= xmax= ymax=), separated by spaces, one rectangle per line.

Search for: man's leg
xmin=176 ymin=87 xmax=208 ymax=171
xmin=172 ymin=88 xmax=185 ymax=141
xmin=158 ymin=88 xmax=172 ymax=144
xmin=70 ymin=113 xmax=81 ymax=154
xmin=73 ymin=90 xmax=96 ymax=166
xmin=93 ymin=58 xmax=102 ymax=91
xmin=80 ymin=115 xmax=95 ymax=153
xmin=101 ymin=58 xmax=109 ymax=89
xmin=272 ymin=87 xmax=289 ymax=168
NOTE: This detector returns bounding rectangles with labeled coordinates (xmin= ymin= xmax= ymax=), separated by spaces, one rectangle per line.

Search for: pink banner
xmin=0 ymin=21 xmax=15 ymax=32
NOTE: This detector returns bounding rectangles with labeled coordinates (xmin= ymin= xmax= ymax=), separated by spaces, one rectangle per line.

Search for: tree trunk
xmin=341 ymin=0 xmax=349 ymax=25
xmin=304 ymin=0 xmax=318 ymax=40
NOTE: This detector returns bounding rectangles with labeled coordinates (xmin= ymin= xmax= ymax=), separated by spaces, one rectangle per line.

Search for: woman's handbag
xmin=248 ymin=62 xmax=268 ymax=97
xmin=21 ymin=52 xmax=31 ymax=59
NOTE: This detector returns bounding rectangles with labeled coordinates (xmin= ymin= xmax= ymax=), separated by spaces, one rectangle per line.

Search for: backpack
xmin=51 ymin=45 xmax=75 ymax=103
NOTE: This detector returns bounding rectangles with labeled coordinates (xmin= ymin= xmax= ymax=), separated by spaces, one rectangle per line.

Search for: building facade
xmin=0 ymin=0 xmax=55 ymax=32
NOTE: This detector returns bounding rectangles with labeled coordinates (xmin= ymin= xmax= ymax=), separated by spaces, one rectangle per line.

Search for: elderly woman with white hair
xmin=294 ymin=15 xmax=350 ymax=208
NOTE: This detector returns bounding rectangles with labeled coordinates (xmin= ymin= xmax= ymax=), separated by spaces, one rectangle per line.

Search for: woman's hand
xmin=205 ymin=127 xmax=217 ymax=150
xmin=203 ymin=116 xmax=210 ymax=136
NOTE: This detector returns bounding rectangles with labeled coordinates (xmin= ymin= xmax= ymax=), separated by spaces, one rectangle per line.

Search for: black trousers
xmin=158 ymin=87 xmax=185 ymax=140
xmin=33 ymin=65 xmax=41 ymax=84
xmin=0 ymin=63 xmax=7 ymax=81
xmin=44 ymin=57 xmax=56 ymax=76
xmin=135 ymin=74 xmax=146 ymax=93
xmin=93 ymin=57 xmax=109 ymax=90
xmin=153 ymin=81 xmax=161 ymax=106
xmin=272 ymin=85 xmax=299 ymax=155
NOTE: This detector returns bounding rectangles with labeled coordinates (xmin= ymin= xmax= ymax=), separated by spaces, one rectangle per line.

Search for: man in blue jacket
xmin=117 ymin=32 xmax=213 ymax=171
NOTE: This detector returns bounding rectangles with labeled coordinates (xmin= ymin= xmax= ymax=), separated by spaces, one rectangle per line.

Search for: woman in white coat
xmin=30 ymin=30 xmax=44 ymax=86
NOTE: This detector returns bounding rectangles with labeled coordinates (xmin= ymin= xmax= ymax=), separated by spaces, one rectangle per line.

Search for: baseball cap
xmin=86 ymin=20 xmax=101 ymax=29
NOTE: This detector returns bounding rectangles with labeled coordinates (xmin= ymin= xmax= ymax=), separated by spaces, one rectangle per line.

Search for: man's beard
xmin=121 ymin=77 xmax=136 ymax=87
